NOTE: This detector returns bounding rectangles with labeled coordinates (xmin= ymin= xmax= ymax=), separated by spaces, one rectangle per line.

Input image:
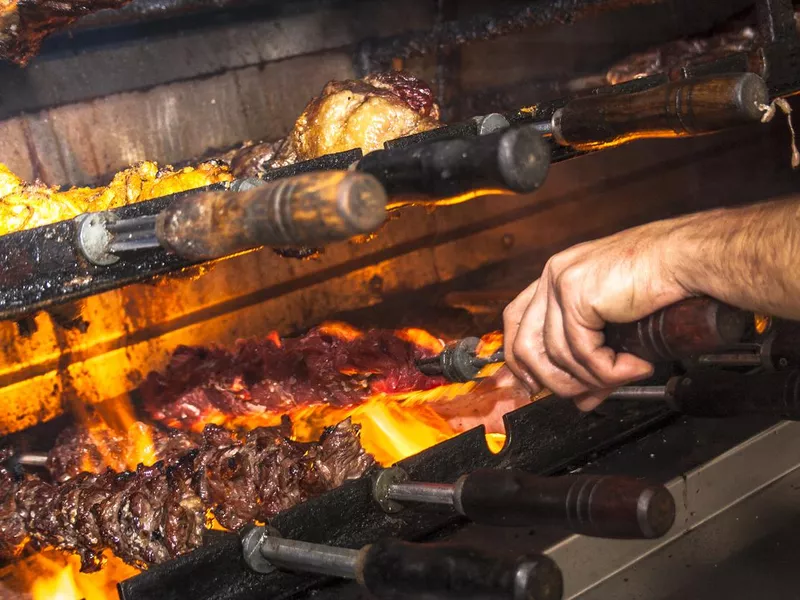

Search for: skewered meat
xmin=0 ymin=160 xmax=232 ymax=236
xmin=605 ymin=9 xmax=800 ymax=86
xmin=46 ymin=421 xmax=196 ymax=483
xmin=0 ymin=0 xmax=132 ymax=64
xmin=0 ymin=448 xmax=26 ymax=560
xmin=230 ymin=71 xmax=441 ymax=177
xmin=0 ymin=419 xmax=374 ymax=571
xmin=1 ymin=70 xmax=436 ymax=245
xmin=140 ymin=324 xmax=447 ymax=430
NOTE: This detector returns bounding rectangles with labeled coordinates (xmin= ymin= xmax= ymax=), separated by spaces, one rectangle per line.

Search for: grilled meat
xmin=606 ymin=27 xmax=759 ymax=85
xmin=0 ymin=0 xmax=132 ymax=64
xmin=0 ymin=448 xmax=26 ymax=561
xmin=0 ymin=160 xmax=232 ymax=236
xmin=0 ymin=419 xmax=374 ymax=571
xmin=231 ymin=71 xmax=441 ymax=177
xmin=140 ymin=324 xmax=447 ymax=430
xmin=47 ymin=421 xmax=196 ymax=483
xmin=1 ymin=70 xmax=435 ymax=252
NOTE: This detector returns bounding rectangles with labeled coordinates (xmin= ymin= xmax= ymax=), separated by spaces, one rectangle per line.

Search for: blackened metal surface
xmin=0 ymin=151 xmax=358 ymax=320
xmin=118 ymin=396 xmax=673 ymax=600
xmin=259 ymin=149 xmax=363 ymax=182
xmin=0 ymin=185 xmax=225 ymax=321
xmin=306 ymin=411 xmax=783 ymax=599
xmin=71 ymin=0 xmax=294 ymax=30
xmin=356 ymin=0 xmax=729 ymax=74
xmin=383 ymin=121 xmax=478 ymax=150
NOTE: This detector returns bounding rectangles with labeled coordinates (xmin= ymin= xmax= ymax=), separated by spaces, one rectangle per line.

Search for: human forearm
xmin=668 ymin=197 xmax=800 ymax=319
xmin=502 ymin=194 xmax=800 ymax=409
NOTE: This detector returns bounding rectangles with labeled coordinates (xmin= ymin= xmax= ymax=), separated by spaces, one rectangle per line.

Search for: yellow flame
xmin=14 ymin=550 xmax=139 ymax=600
xmin=317 ymin=321 xmax=364 ymax=341
xmin=387 ymin=189 xmax=514 ymax=210
xmin=395 ymin=328 xmax=445 ymax=354
xmin=754 ymin=314 xmax=771 ymax=335
xmin=13 ymin=328 xmax=517 ymax=597
xmin=76 ymin=397 xmax=157 ymax=474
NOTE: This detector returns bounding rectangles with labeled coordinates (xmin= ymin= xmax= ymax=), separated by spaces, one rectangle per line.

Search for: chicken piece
xmin=266 ymin=71 xmax=441 ymax=169
xmin=0 ymin=160 xmax=232 ymax=236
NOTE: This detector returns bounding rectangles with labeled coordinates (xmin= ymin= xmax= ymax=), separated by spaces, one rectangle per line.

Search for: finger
xmin=542 ymin=290 xmax=605 ymax=391
xmin=514 ymin=279 xmax=587 ymax=398
xmin=503 ymin=281 xmax=541 ymax=392
xmin=563 ymin=312 xmax=655 ymax=387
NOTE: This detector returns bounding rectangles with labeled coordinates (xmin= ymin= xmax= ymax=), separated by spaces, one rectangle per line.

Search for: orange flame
xmin=395 ymin=328 xmax=445 ymax=354
xmin=76 ymin=397 xmax=157 ymax=474
xmin=317 ymin=321 xmax=364 ymax=342
xmin=7 ymin=550 xmax=139 ymax=600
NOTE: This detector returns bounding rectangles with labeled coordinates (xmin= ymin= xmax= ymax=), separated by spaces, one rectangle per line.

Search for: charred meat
xmin=46 ymin=421 xmax=196 ymax=483
xmin=0 ymin=448 xmax=26 ymax=561
xmin=140 ymin=324 xmax=447 ymax=430
xmin=0 ymin=0 xmax=132 ymax=64
xmin=605 ymin=9 xmax=800 ymax=85
xmin=0 ymin=419 xmax=374 ymax=571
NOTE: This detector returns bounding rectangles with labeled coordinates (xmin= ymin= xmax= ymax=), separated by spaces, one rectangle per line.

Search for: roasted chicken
xmin=0 ymin=71 xmax=439 ymax=239
xmin=229 ymin=71 xmax=441 ymax=177
xmin=0 ymin=160 xmax=232 ymax=236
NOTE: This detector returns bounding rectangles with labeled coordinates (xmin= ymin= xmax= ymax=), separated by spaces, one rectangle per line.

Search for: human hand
xmin=503 ymin=221 xmax=692 ymax=411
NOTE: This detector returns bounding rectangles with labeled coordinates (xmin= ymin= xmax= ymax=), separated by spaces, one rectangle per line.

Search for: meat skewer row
xmin=0 ymin=419 xmax=374 ymax=572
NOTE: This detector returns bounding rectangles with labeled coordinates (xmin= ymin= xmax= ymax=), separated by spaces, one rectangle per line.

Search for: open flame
xmin=7 ymin=323 xmax=522 ymax=599
xmin=66 ymin=397 xmax=158 ymax=476
xmin=6 ymin=551 xmax=139 ymax=600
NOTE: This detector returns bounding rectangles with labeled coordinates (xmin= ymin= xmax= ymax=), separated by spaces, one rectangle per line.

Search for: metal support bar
xmin=756 ymin=0 xmax=798 ymax=43
xmin=546 ymin=420 xmax=800 ymax=598
xmin=355 ymin=0 xmax=669 ymax=74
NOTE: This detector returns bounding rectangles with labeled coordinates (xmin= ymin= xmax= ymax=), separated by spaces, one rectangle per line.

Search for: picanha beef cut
xmin=140 ymin=325 xmax=447 ymax=430
xmin=0 ymin=419 xmax=374 ymax=571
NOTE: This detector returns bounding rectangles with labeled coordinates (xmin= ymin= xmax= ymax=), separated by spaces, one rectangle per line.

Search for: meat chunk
xmin=0 ymin=160 xmax=232 ymax=236
xmin=46 ymin=420 xmax=196 ymax=483
xmin=231 ymin=71 xmax=441 ymax=177
xmin=139 ymin=324 xmax=446 ymax=430
xmin=1 ymin=419 xmax=374 ymax=570
xmin=0 ymin=447 xmax=26 ymax=560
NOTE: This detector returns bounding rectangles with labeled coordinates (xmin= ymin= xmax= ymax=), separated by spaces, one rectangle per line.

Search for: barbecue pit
xmin=1 ymin=0 xmax=800 ymax=598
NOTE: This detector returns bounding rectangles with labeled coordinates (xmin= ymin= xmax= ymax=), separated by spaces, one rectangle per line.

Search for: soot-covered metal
xmin=118 ymin=396 xmax=674 ymax=600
